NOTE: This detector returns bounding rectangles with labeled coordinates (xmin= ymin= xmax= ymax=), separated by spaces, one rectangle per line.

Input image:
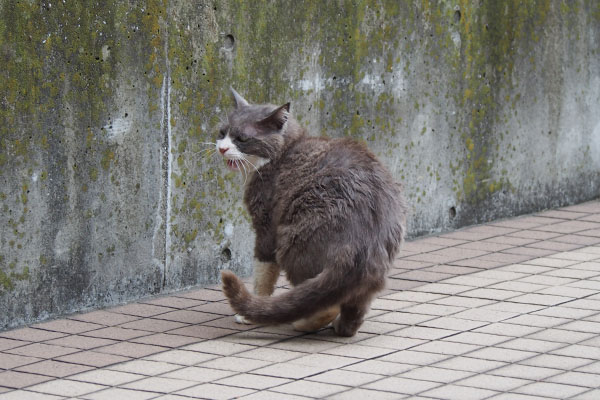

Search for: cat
xmin=217 ymin=88 xmax=407 ymax=336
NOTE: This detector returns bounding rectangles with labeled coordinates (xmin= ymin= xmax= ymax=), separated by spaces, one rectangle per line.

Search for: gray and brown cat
xmin=217 ymin=88 xmax=406 ymax=336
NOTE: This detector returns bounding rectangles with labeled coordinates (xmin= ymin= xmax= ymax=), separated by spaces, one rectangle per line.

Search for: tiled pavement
xmin=2 ymin=201 xmax=600 ymax=399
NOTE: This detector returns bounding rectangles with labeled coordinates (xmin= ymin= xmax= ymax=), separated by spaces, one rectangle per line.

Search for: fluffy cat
xmin=217 ymin=88 xmax=406 ymax=336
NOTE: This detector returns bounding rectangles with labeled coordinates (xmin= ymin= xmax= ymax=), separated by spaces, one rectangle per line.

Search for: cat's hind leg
xmin=292 ymin=305 xmax=341 ymax=332
xmin=333 ymin=294 xmax=373 ymax=337
xmin=234 ymin=260 xmax=280 ymax=325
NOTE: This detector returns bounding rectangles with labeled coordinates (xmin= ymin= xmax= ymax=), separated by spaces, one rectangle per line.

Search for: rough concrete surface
xmin=1 ymin=1 xmax=599 ymax=328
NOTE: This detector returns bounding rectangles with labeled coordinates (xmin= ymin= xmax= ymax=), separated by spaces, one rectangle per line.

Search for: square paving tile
xmin=215 ymin=373 xmax=291 ymax=390
xmin=44 ymin=335 xmax=117 ymax=350
xmin=515 ymin=381 xmax=588 ymax=399
xmin=0 ymin=371 xmax=52 ymax=389
xmin=55 ymin=350 xmax=131 ymax=367
xmin=70 ymin=369 xmax=143 ymax=385
xmin=0 ymin=328 xmax=65 ymax=342
xmin=0 ymin=353 xmax=42 ymax=369
xmin=123 ymin=376 xmax=198 ymax=393
xmin=6 ymin=343 xmax=79 ymax=359
xmin=174 ymin=382 xmax=255 ymax=399
xmin=14 ymin=360 xmax=94 ymax=377
xmin=271 ymin=380 xmax=348 ymax=398
xmin=364 ymin=376 xmax=441 ymax=395
xmin=28 ymin=378 xmax=106 ymax=397
xmin=160 ymin=366 xmax=235 ymax=383
xmin=70 ymin=311 xmax=139 ymax=326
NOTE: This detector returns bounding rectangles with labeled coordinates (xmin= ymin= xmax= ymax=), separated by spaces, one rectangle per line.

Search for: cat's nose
xmin=219 ymin=147 xmax=229 ymax=155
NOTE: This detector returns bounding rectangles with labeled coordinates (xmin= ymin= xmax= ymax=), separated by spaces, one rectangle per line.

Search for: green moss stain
xmin=456 ymin=0 xmax=549 ymax=203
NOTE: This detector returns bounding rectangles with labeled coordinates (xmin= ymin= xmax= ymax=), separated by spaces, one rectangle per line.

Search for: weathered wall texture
xmin=1 ymin=0 xmax=599 ymax=329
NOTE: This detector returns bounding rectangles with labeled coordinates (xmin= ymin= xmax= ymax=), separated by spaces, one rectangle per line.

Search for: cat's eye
xmin=218 ymin=129 xmax=226 ymax=139
xmin=236 ymin=134 xmax=250 ymax=143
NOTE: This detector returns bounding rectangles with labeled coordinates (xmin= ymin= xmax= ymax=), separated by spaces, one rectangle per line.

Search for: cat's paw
xmin=234 ymin=314 xmax=252 ymax=325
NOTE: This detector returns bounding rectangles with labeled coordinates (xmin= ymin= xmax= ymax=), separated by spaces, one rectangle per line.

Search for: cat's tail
xmin=220 ymin=267 xmax=381 ymax=325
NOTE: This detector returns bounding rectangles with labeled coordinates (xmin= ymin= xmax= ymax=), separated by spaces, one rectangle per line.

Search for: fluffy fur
xmin=218 ymin=88 xmax=407 ymax=336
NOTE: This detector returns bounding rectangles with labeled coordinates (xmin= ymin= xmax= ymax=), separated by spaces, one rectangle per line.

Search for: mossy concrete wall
xmin=1 ymin=0 xmax=599 ymax=329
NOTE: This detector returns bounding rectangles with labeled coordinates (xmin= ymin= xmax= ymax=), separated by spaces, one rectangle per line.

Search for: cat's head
xmin=216 ymin=88 xmax=293 ymax=172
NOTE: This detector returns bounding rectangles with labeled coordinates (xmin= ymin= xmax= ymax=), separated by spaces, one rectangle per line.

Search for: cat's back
xmin=276 ymin=135 xmax=403 ymax=222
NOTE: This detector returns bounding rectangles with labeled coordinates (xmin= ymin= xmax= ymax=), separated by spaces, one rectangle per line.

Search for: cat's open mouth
xmin=226 ymin=159 xmax=240 ymax=171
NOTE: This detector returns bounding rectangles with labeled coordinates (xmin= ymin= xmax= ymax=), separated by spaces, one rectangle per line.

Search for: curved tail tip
xmin=220 ymin=270 xmax=244 ymax=301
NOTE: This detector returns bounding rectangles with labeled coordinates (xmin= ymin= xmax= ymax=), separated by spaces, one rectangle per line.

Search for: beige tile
xmin=421 ymin=384 xmax=498 ymax=400
xmin=290 ymin=354 xmax=360 ymax=369
xmin=236 ymin=347 xmax=305 ymax=363
xmin=174 ymin=382 xmax=255 ymax=399
xmin=379 ymin=350 xmax=450 ymax=366
xmin=55 ymin=350 xmax=131 ymax=367
xmin=343 ymin=359 xmax=414 ymax=376
xmin=118 ymin=318 xmax=187 ymax=332
xmin=467 ymin=347 xmax=536 ymax=363
xmin=130 ymin=333 xmax=199 ymax=348
xmin=0 ymin=328 xmax=65 ymax=342
xmin=45 ymin=335 xmax=117 ymax=350
xmin=490 ymin=364 xmax=562 ymax=380
xmin=0 ymin=338 xmax=27 ymax=352
xmin=200 ymin=356 xmax=271 ymax=372
xmin=15 ymin=359 xmax=93 ymax=377
xmin=357 ymin=335 xmax=425 ymax=350
xmin=271 ymin=380 xmax=348 ymax=398
xmin=109 ymin=303 xmax=173 ymax=318
xmin=515 ymin=381 xmax=588 ymax=398
xmin=0 ymin=390 xmax=64 ymax=400
xmin=434 ymin=356 xmax=507 ymax=373
xmin=81 ymin=327 xmax=149 ymax=341
xmin=215 ymin=373 xmax=291 ymax=390
xmin=0 ymin=371 xmax=52 ymax=389
xmin=145 ymin=349 xmax=216 ymax=365
xmin=182 ymin=340 xmax=255 ymax=355
xmin=109 ymin=359 xmax=182 ymax=375
xmin=308 ymin=369 xmax=383 ymax=386
xmin=70 ymin=369 xmax=144 ymax=385
xmin=457 ymin=374 xmax=530 ymax=391
xmin=70 ymin=311 xmax=139 ymax=326
xmin=32 ymin=319 xmax=103 ymax=334
xmin=322 ymin=343 xmax=395 ymax=359
xmin=6 ymin=343 xmax=79 ymax=359
xmin=410 ymin=340 xmax=480 ymax=356
xmin=94 ymin=342 xmax=167 ymax=358
xmin=123 ymin=376 xmax=198 ymax=393
xmin=82 ymin=387 xmax=157 ymax=400
xmin=327 ymin=388 xmax=407 ymax=400
xmin=547 ymin=371 xmax=600 ymax=388
xmin=252 ymin=363 xmax=328 ymax=379
xmin=364 ymin=376 xmax=441 ymax=395
xmin=28 ymin=379 xmax=106 ymax=397
xmin=522 ymin=354 xmax=592 ymax=370
xmin=399 ymin=366 xmax=473 ymax=383
xmin=160 ymin=366 xmax=235 ymax=382
xmin=0 ymin=353 xmax=42 ymax=369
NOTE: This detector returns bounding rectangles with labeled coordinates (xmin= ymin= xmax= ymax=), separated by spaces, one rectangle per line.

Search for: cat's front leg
xmin=253 ymin=260 xmax=280 ymax=296
xmin=234 ymin=260 xmax=280 ymax=325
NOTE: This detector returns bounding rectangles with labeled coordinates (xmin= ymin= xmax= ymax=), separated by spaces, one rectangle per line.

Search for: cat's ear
xmin=230 ymin=87 xmax=249 ymax=108
xmin=257 ymin=103 xmax=290 ymax=131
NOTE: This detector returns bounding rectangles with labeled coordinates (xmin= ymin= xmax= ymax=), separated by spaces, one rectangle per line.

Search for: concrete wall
xmin=1 ymin=0 xmax=599 ymax=329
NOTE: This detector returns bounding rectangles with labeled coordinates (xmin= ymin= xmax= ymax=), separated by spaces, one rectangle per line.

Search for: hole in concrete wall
xmin=453 ymin=10 xmax=461 ymax=23
xmin=449 ymin=207 xmax=457 ymax=219
xmin=221 ymin=248 xmax=232 ymax=262
xmin=223 ymin=34 xmax=235 ymax=50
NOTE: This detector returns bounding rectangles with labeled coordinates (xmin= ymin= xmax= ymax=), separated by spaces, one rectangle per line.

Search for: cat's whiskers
xmin=240 ymin=156 xmax=262 ymax=178
xmin=238 ymin=159 xmax=249 ymax=186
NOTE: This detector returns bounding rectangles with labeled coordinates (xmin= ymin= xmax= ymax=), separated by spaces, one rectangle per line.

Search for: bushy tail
xmin=221 ymin=267 xmax=364 ymax=324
